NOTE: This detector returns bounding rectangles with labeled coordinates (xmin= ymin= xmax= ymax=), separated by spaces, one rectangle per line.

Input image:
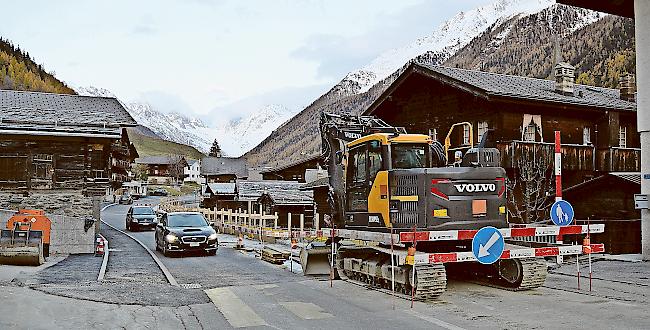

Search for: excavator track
xmin=334 ymin=249 xmax=447 ymax=301
xmin=504 ymin=258 xmax=548 ymax=291
xmin=449 ymin=257 xmax=548 ymax=291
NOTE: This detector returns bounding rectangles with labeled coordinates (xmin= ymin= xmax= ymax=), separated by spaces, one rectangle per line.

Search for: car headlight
xmin=165 ymin=234 xmax=178 ymax=243
xmin=208 ymin=233 xmax=218 ymax=241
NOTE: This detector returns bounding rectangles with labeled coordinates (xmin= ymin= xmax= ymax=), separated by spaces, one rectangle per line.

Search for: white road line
xmin=100 ymin=203 xmax=179 ymax=286
xmin=279 ymin=302 xmax=333 ymax=320
xmin=205 ymin=287 xmax=268 ymax=328
xmin=405 ymin=310 xmax=466 ymax=330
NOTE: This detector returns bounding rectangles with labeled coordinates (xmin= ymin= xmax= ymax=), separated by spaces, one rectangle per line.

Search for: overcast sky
xmin=1 ymin=0 xmax=492 ymax=122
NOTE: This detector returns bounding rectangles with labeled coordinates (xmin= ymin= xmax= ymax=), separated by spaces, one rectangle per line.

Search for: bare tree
xmin=167 ymin=155 xmax=187 ymax=185
xmin=506 ymin=146 xmax=555 ymax=223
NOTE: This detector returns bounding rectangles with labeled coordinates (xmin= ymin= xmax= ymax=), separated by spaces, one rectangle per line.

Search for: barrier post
xmin=274 ymin=212 xmax=278 ymax=229
xmin=300 ymin=214 xmax=305 ymax=239
xmin=287 ymin=212 xmax=292 ymax=240
xmin=314 ymin=213 xmax=320 ymax=232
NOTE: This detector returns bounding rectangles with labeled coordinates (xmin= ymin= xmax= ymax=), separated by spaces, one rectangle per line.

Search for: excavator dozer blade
xmin=300 ymin=242 xmax=331 ymax=276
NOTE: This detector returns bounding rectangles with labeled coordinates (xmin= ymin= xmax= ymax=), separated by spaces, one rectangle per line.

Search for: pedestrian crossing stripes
xmin=204 ymin=287 xmax=268 ymax=328
xmin=205 ymin=286 xmax=333 ymax=328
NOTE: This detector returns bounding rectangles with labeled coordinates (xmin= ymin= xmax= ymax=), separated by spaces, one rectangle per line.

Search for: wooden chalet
xmin=136 ymin=155 xmax=188 ymax=185
xmin=201 ymin=182 xmax=237 ymax=210
xmin=201 ymin=157 xmax=248 ymax=183
xmin=236 ymin=180 xmax=314 ymax=228
xmin=260 ymin=155 xmax=320 ymax=183
xmin=0 ymin=89 xmax=138 ymax=196
xmin=299 ymin=176 xmax=331 ymax=220
xmin=362 ymin=62 xmax=639 ymax=223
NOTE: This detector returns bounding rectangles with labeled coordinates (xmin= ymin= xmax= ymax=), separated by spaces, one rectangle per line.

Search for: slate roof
xmin=610 ymin=172 xmax=641 ymax=185
xmin=259 ymin=154 xmax=321 ymax=174
xmin=201 ymin=157 xmax=248 ymax=178
xmin=206 ymin=183 xmax=236 ymax=195
xmin=0 ymin=89 xmax=136 ymax=138
xmin=366 ymin=63 xmax=637 ymax=115
xmin=300 ymin=177 xmax=330 ymax=190
xmin=564 ymin=172 xmax=640 ymax=193
xmin=237 ymin=180 xmax=313 ymax=204
xmin=136 ymin=155 xmax=186 ymax=165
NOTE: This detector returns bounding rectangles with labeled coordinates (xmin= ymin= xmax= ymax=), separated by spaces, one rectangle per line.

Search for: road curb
xmin=97 ymin=233 xmax=109 ymax=281
xmin=100 ymin=204 xmax=179 ymax=287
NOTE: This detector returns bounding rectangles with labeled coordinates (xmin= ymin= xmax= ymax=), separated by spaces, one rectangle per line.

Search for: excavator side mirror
xmin=335 ymin=151 xmax=343 ymax=165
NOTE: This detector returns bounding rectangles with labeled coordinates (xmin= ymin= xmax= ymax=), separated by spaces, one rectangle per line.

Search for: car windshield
xmin=167 ymin=214 xmax=208 ymax=227
xmin=391 ymin=143 xmax=428 ymax=169
xmin=133 ymin=207 xmax=154 ymax=215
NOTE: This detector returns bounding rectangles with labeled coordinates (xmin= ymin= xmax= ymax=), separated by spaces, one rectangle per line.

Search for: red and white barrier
xmin=410 ymin=244 xmax=605 ymax=266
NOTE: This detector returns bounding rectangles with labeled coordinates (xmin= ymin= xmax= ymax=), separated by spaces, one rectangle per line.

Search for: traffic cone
xmin=236 ymin=234 xmax=244 ymax=249
xmin=95 ymin=237 xmax=105 ymax=257
xmin=582 ymin=236 xmax=591 ymax=254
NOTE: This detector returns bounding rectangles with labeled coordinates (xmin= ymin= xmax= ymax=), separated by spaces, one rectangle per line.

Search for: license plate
xmin=189 ymin=242 xmax=199 ymax=247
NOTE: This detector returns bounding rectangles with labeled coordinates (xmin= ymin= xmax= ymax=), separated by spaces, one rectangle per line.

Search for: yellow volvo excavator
xmin=300 ymin=113 xmax=547 ymax=299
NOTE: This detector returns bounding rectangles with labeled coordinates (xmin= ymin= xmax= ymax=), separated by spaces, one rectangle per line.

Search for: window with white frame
xmin=524 ymin=122 xmax=537 ymax=142
xmin=463 ymin=125 xmax=470 ymax=145
xmin=477 ymin=121 xmax=488 ymax=143
xmin=583 ymin=127 xmax=591 ymax=145
xmin=619 ymin=126 xmax=627 ymax=148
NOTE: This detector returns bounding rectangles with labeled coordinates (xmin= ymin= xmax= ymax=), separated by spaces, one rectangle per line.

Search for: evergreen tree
xmin=209 ymin=139 xmax=223 ymax=157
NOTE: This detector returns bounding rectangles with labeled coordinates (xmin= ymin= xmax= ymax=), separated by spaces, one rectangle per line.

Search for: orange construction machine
xmin=0 ymin=209 xmax=51 ymax=266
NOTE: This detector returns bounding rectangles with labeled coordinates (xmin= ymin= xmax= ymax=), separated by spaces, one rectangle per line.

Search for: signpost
xmin=550 ymin=200 xmax=574 ymax=227
xmin=471 ymin=226 xmax=505 ymax=265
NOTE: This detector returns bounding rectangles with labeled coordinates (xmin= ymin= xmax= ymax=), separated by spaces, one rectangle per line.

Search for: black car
xmin=118 ymin=194 xmax=133 ymax=205
xmin=155 ymin=212 xmax=218 ymax=256
xmin=150 ymin=188 xmax=168 ymax=196
xmin=126 ymin=206 xmax=157 ymax=231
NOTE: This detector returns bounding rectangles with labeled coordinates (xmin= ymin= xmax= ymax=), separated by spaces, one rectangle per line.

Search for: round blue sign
xmin=472 ymin=226 xmax=505 ymax=265
xmin=550 ymin=200 xmax=574 ymax=226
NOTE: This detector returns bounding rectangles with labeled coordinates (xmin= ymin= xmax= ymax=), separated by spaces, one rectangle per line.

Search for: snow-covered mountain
xmin=75 ymin=86 xmax=296 ymax=156
xmin=334 ymin=0 xmax=557 ymax=96
xmin=215 ymin=104 xmax=298 ymax=156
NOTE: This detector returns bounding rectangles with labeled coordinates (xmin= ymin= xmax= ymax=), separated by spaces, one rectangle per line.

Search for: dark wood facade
xmin=260 ymin=155 xmax=320 ymax=183
xmin=364 ymin=64 xmax=639 ymax=223
xmin=0 ymin=129 xmax=136 ymax=196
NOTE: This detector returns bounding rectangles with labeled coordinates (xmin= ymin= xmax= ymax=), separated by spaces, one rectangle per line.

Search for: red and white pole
xmin=554 ymin=131 xmax=562 ymax=202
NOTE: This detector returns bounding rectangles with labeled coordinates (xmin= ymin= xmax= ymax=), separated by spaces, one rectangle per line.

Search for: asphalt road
xmin=93 ymin=197 xmax=650 ymax=329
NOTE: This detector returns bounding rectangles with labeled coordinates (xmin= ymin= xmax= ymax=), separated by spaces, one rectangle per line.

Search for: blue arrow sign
xmin=472 ymin=226 xmax=505 ymax=265
xmin=550 ymin=200 xmax=574 ymax=226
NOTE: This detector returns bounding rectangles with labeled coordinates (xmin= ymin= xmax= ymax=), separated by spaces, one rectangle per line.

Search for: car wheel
xmin=206 ymin=249 xmax=217 ymax=256
xmin=126 ymin=222 xmax=131 ymax=231
xmin=162 ymin=243 xmax=170 ymax=257
xmin=155 ymin=240 xmax=161 ymax=251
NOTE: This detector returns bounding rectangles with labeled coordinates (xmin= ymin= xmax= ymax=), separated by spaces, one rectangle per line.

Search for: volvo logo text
xmin=454 ymin=183 xmax=496 ymax=193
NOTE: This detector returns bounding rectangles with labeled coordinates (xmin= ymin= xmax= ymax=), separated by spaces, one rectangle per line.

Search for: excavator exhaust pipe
xmin=300 ymin=242 xmax=332 ymax=275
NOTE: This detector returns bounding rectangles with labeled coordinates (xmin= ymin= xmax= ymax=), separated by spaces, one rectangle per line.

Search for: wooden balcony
xmin=496 ymin=141 xmax=640 ymax=173
xmin=497 ymin=141 xmax=595 ymax=171
xmin=597 ymin=147 xmax=641 ymax=172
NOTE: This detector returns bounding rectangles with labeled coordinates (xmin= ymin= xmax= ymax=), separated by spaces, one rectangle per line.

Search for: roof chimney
xmin=554 ymin=62 xmax=575 ymax=96
xmin=619 ymin=73 xmax=636 ymax=102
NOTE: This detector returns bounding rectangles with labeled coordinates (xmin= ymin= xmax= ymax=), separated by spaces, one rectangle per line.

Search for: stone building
xmin=0 ymin=89 xmax=138 ymax=253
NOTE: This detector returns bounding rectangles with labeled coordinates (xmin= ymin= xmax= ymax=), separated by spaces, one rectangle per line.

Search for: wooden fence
xmin=159 ymin=199 xmax=324 ymax=240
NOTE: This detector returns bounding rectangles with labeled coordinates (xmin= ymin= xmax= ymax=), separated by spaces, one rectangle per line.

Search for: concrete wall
xmin=0 ymin=191 xmax=96 ymax=254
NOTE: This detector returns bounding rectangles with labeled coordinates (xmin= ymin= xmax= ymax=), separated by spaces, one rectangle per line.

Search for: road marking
xmin=205 ymin=287 xmax=268 ymax=328
xmin=405 ymin=310 xmax=466 ymax=330
xmin=279 ymin=302 xmax=333 ymax=320
xmin=253 ymin=284 xmax=278 ymax=290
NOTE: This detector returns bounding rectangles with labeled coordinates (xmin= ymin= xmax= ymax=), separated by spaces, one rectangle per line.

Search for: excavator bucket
xmin=0 ymin=228 xmax=44 ymax=266
xmin=300 ymin=242 xmax=331 ymax=276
